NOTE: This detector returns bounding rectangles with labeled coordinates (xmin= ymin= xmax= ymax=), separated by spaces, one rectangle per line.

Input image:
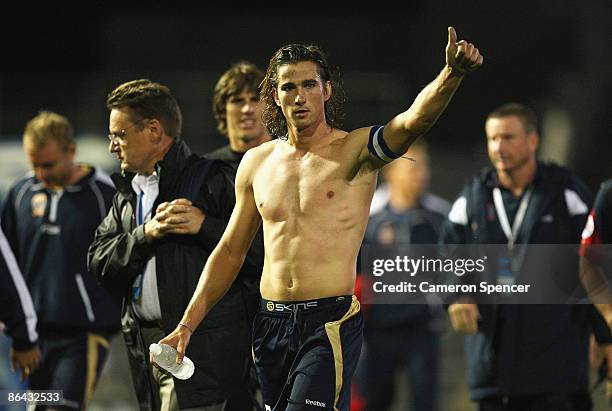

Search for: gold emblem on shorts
xmin=266 ymin=301 xmax=275 ymax=311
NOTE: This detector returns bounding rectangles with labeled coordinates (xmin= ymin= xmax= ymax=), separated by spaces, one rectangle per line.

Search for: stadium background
xmin=1 ymin=3 xmax=611 ymax=410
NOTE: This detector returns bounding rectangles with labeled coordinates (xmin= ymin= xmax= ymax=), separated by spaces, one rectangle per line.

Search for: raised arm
xmin=360 ymin=27 xmax=483 ymax=169
xmin=158 ymin=149 xmax=263 ymax=361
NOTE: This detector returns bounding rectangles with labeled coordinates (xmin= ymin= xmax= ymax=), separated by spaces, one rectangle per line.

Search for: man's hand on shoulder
xmin=445 ymin=26 xmax=483 ymax=76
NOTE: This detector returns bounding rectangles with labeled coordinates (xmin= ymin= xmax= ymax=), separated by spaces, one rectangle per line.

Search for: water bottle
xmin=149 ymin=343 xmax=195 ymax=380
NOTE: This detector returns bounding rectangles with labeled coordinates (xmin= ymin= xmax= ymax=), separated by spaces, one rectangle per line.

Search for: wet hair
xmin=213 ymin=61 xmax=264 ymax=136
xmin=106 ymin=79 xmax=182 ymax=138
xmin=261 ymin=43 xmax=344 ymax=138
xmin=487 ymin=102 xmax=538 ymax=134
xmin=23 ymin=111 xmax=74 ymax=151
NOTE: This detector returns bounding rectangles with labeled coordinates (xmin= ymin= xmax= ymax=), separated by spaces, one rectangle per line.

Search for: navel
xmin=326 ymin=191 xmax=335 ymax=199
xmin=287 ymin=279 xmax=294 ymax=288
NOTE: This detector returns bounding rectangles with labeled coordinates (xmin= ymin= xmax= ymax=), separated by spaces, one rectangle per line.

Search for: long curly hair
xmin=261 ymin=43 xmax=344 ymax=138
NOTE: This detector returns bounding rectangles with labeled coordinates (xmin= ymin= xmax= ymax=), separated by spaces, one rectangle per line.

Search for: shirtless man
xmin=160 ymin=27 xmax=482 ymax=410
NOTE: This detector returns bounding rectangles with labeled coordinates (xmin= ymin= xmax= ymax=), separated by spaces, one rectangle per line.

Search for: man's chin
xmin=238 ymin=135 xmax=257 ymax=144
xmin=42 ymin=180 xmax=63 ymax=189
xmin=292 ymin=118 xmax=314 ymax=131
xmin=495 ymin=165 xmax=519 ymax=175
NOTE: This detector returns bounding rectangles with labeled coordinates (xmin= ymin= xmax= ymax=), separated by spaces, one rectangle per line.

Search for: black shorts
xmin=29 ymin=331 xmax=110 ymax=410
xmin=252 ymin=295 xmax=363 ymax=411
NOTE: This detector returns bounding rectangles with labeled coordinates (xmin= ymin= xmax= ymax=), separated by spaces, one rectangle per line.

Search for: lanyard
xmin=492 ymin=186 xmax=533 ymax=251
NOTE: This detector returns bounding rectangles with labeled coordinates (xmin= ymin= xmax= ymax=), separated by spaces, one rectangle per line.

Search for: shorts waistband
xmin=260 ymin=295 xmax=353 ymax=314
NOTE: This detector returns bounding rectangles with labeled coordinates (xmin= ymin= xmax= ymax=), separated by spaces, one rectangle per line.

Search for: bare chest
xmin=253 ymin=152 xmax=355 ymax=222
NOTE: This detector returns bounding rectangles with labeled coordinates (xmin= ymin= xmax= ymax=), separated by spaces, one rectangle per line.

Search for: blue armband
xmin=367 ymin=125 xmax=403 ymax=163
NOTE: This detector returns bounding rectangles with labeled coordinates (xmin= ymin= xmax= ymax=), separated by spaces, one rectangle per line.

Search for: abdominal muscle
xmin=253 ymin=133 xmax=376 ymax=301
xmin=258 ymin=210 xmax=368 ymax=301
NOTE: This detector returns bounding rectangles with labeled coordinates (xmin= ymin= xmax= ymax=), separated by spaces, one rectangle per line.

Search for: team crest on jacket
xmin=31 ymin=193 xmax=47 ymax=217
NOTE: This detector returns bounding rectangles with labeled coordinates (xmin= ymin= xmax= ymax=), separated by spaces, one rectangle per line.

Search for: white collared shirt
xmin=131 ymin=172 xmax=162 ymax=321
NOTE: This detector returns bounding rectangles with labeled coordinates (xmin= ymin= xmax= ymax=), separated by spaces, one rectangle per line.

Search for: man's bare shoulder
xmin=235 ymin=141 xmax=276 ymax=186
xmin=327 ymin=126 xmax=378 ymax=162
xmin=347 ymin=126 xmax=373 ymax=142
xmin=252 ymin=139 xmax=277 ymax=154
xmin=242 ymin=140 xmax=276 ymax=165
xmin=329 ymin=128 xmax=349 ymax=141
xmin=328 ymin=127 xmax=370 ymax=149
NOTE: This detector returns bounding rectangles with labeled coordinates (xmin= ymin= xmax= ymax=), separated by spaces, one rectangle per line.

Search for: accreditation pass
xmin=0 ymin=390 xmax=63 ymax=406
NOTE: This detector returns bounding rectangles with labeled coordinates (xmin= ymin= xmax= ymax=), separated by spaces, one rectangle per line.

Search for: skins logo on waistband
xmin=267 ymin=301 xmax=319 ymax=312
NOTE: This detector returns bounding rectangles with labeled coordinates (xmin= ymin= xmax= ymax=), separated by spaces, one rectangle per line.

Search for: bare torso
xmin=251 ymin=129 xmax=377 ymax=300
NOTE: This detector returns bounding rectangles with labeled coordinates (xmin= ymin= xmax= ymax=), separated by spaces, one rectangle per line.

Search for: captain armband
xmin=367 ymin=125 xmax=403 ymax=163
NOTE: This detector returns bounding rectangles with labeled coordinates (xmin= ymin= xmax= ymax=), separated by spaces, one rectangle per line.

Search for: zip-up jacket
xmin=87 ymin=139 xmax=264 ymax=410
xmin=441 ymin=162 xmax=612 ymax=400
xmin=0 ymin=167 xmax=120 ymax=337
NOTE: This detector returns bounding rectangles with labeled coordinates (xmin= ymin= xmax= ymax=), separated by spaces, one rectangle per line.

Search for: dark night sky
xmin=1 ymin=3 xmax=610 ymax=195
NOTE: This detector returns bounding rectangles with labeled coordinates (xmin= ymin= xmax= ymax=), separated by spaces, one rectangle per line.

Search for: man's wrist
xmin=194 ymin=214 xmax=206 ymax=235
xmin=445 ymin=63 xmax=467 ymax=77
xmin=143 ymin=222 xmax=154 ymax=242
xmin=179 ymin=322 xmax=194 ymax=334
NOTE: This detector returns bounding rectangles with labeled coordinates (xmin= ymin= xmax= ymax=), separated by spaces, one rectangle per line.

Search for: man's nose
xmin=242 ymin=101 xmax=256 ymax=114
xmin=108 ymin=139 xmax=119 ymax=153
xmin=295 ymin=90 xmax=306 ymax=105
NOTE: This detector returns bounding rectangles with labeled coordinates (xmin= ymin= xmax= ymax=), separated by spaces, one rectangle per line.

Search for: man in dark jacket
xmin=206 ymin=61 xmax=271 ymax=411
xmin=442 ymin=103 xmax=611 ymax=411
xmin=1 ymin=111 xmax=120 ymax=409
xmin=87 ymin=79 xmax=263 ymax=411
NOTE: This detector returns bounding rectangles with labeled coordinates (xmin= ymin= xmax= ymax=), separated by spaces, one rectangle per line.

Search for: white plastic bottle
xmin=149 ymin=343 xmax=195 ymax=380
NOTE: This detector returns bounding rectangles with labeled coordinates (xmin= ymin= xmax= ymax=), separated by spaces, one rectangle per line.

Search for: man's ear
xmin=528 ymin=131 xmax=539 ymax=153
xmin=273 ymin=88 xmax=281 ymax=107
xmin=66 ymin=142 xmax=76 ymax=159
xmin=148 ymin=119 xmax=163 ymax=143
xmin=323 ymin=81 xmax=332 ymax=102
xmin=216 ymin=113 xmax=228 ymax=139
